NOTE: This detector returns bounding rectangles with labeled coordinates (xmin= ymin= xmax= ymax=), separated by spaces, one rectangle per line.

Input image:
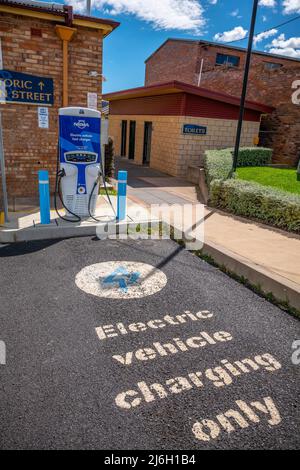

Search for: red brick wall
xmin=145 ymin=40 xmax=300 ymax=166
xmin=145 ymin=40 xmax=199 ymax=86
xmin=145 ymin=40 xmax=296 ymax=87
xmin=0 ymin=12 xmax=103 ymax=200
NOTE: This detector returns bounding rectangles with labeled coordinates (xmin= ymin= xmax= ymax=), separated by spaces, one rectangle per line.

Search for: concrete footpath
xmin=116 ymin=159 xmax=300 ymax=311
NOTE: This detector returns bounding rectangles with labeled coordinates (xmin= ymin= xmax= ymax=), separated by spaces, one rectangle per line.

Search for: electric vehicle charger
xmin=54 ymin=106 xmax=116 ymax=224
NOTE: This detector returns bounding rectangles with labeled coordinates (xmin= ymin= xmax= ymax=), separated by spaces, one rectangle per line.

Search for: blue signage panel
xmin=59 ymin=113 xmax=101 ymax=194
xmin=0 ymin=70 xmax=54 ymax=105
xmin=183 ymin=124 xmax=207 ymax=135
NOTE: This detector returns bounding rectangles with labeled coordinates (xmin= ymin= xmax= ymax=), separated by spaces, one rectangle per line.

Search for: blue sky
xmin=50 ymin=1 xmax=300 ymax=92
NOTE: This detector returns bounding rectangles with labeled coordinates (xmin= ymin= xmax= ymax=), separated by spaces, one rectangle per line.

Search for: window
xmin=216 ymin=53 xmax=240 ymax=67
xmin=264 ymin=62 xmax=282 ymax=70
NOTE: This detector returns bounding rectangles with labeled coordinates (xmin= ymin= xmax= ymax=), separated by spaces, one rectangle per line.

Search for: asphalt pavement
xmin=0 ymin=237 xmax=299 ymax=449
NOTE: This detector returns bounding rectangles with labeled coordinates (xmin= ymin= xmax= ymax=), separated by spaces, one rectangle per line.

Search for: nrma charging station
xmin=58 ymin=107 xmax=101 ymax=218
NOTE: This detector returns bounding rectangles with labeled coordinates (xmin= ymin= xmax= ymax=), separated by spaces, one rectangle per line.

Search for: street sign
xmin=0 ymin=70 xmax=54 ymax=106
xmin=182 ymin=124 xmax=207 ymax=135
xmin=87 ymin=92 xmax=97 ymax=110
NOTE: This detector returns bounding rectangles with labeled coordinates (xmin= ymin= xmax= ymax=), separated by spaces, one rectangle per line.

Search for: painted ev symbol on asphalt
xmin=75 ymin=261 xmax=167 ymax=299
xmin=102 ymin=266 xmax=141 ymax=292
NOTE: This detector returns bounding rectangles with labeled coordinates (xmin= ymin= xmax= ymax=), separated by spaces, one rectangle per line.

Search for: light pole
xmin=0 ymin=111 xmax=9 ymax=223
xmin=231 ymin=0 xmax=259 ymax=175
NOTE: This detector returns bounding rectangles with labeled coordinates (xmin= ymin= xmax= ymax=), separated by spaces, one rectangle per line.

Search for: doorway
xmin=143 ymin=121 xmax=152 ymax=165
xmin=128 ymin=121 xmax=136 ymax=160
xmin=120 ymin=120 xmax=127 ymax=156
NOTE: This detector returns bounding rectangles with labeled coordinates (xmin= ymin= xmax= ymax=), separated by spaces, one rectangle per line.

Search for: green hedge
xmin=236 ymin=147 xmax=272 ymax=167
xmin=210 ymin=179 xmax=300 ymax=233
xmin=204 ymin=147 xmax=273 ymax=186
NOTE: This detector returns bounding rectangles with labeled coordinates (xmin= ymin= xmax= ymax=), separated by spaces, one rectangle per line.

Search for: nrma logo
xmin=73 ymin=119 xmax=90 ymax=130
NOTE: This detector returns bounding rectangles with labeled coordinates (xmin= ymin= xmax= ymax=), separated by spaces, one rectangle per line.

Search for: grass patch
xmin=237 ymin=167 xmax=300 ymax=195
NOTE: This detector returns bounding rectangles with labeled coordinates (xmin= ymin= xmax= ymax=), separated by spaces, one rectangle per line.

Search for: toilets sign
xmin=0 ymin=70 xmax=54 ymax=106
xmin=183 ymin=124 xmax=207 ymax=136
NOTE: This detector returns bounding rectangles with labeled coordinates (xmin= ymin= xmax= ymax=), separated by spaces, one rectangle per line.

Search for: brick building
xmin=104 ymin=81 xmax=272 ymax=177
xmin=0 ymin=0 xmax=119 ymax=204
xmin=145 ymin=39 xmax=300 ymax=166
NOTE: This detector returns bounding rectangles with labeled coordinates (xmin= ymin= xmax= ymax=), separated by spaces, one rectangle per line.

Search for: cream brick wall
xmin=108 ymin=114 xmax=260 ymax=177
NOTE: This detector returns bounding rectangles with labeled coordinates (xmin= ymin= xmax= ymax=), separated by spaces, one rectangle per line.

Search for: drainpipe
xmin=55 ymin=25 xmax=76 ymax=107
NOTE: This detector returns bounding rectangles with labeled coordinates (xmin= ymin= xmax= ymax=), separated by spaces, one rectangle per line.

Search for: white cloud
xmin=209 ymin=0 xmax=218 ymax=4
xmin=270 ymin=33 xmax=300 ymax=49
xmin=268 ymin=47 xmax=300 ymax=57
xmin=266 ymin=33 xmax=300 ymax=58
xmin=262 ymin=15 xmax=268 ymax=21
xmin=230 ymin=9 xmax=242 ymax=18
xmin=66 ymin=0 xmax=206 ymax=33
xmin=258 ymin=0 xmax=276 ymax=6
xmin=254 ymin=28 xmax=278 ymax=45
xmin=282 ymin=0 xmax=300 ymax=14
xmin=214 ymin=26 xmax=248 ymax=42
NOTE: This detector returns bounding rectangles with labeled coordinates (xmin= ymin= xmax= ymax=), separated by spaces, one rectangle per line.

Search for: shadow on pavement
xmin=0 ymin=239 xmax=63 ymax=257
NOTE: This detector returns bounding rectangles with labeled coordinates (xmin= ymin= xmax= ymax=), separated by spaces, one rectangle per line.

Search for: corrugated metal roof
xmin=0 ymin=0 xmax=64 ymax=11
xmin=0 ymin=0 xmax=120 ymax=33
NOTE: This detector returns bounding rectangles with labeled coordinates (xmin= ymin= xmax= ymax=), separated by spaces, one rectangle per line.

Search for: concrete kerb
xmin=0 ymin=197 xmax=160 ymax=243
xmin=0 ymin=218 xmax=158 ymax=243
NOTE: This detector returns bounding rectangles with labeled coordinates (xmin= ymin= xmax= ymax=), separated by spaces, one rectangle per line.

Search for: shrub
xmin=204 ymin=148 xmax=232 ymax=185
xmin=210 ymin=179 xmax=300 ymax=233
xmin=237 ymin=147 xmax=272 ymax=167
xmin=204 ymin=147 xmax=273 ymax=186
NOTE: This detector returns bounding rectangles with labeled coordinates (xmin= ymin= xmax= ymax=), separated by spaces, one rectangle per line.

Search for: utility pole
xmin=231 ymin=0 xmax=259 ymax=174
xmin=86 ymin=0 xmax=91 ymax=16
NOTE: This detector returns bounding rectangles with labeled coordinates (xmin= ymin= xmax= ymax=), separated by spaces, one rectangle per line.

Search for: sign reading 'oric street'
xmin=183 ymin=123 xmax=207 ymax=135
xmin=0 ymin=70 xmax=54 ymax=106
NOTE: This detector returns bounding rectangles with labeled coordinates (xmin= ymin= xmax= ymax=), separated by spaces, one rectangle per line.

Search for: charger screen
xmin=65 ymin=152 xmax=97 ymax=163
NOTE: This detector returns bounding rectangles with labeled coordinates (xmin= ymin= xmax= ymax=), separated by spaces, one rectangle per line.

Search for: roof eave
xmin=103 ymin=80 xmax=275 ymax=114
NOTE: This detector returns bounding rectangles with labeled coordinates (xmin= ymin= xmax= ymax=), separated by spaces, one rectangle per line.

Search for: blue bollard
xmin=117 ymin=170 xmax=127 ymax=221
xmin=38 ymin=169 xmax=51 ymax=224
